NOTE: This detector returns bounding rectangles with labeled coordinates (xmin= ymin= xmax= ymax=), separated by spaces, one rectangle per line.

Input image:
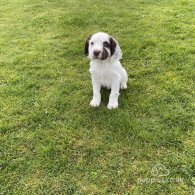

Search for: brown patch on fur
xmin=103 ymin=41 xmax=110 ymax=48
xmin=101 ymin=47 xmax=109 ymax=60
xmin=109 ymin=37 xmax=116 ymax=56
xmin=85 ymin=35 xmax=92 ymax=56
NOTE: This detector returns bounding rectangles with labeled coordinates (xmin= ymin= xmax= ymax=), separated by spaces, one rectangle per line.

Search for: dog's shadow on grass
xmin=100 ymin=88 xmax=111 ymax=107
xmin=99 ymin=87 xmax=129 ymax=107
xmin=84 ymin=86 xmax=136 ymax=136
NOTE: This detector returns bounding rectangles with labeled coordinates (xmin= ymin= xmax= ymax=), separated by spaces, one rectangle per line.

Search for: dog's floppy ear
xmin=109 ymin=36 xmax=122 ymax=60
xmin=85 ymin=35 xmax=92 ymax=56
xmin=109 ymin=37 xmax=117 ymax=56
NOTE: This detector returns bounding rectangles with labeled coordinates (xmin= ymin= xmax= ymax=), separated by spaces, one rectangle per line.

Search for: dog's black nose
xmin=94 ymin=50 xmax=101 ymax=57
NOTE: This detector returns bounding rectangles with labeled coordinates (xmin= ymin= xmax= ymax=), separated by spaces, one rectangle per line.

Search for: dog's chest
xmin=90 ymin=63 xmax=115 ymax=87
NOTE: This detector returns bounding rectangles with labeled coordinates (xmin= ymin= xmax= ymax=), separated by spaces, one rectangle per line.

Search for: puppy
xmin=85 ymin=32 xmax=128 ymax=109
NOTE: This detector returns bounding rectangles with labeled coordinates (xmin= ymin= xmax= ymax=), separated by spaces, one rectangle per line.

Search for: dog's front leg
xmin=90 ymin=79 xmax=101 ymax=107
xmin=107 ymin=79 xmax=120 ymax=109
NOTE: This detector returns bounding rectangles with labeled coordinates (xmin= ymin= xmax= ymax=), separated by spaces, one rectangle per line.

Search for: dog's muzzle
xmin=92 ymin=48 xmax=109 ymax=60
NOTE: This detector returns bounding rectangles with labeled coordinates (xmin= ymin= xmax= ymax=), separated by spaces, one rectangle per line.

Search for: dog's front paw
xmin=120 ymin=83 xmax=127 ymax=89
xmin=107 ymin=101 xmax=118 ymax=109
xmin=90 ymin=99 xmax=101 ymax=107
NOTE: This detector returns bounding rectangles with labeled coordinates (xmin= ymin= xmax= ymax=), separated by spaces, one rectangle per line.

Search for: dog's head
xmin=85 ymin=32 xmax=122 ymax=61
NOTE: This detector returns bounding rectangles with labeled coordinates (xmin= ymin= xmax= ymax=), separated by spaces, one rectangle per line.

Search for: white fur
xmin=87 ymin=32 xmax=128 ymax=109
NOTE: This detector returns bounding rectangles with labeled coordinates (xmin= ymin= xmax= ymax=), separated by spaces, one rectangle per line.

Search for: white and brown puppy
xmin=85 ymin=32 xmax=128 ymax=109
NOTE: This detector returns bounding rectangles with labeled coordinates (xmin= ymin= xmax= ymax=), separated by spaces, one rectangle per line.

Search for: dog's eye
xmin=103 ymin=41 xmax=110 ymax=47
xmin=90 ymin=42 xmax=94 ymax=45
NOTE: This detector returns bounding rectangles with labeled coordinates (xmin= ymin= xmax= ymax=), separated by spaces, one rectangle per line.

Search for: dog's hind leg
xmin=120 ymin=68 xmax=128 ymax=90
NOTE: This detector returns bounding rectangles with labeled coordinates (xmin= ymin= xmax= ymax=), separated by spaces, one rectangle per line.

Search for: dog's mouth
xmin=93 ymin=55 xmax=101 ymax=59
xmin=93 ymin=56 xmax=106 ymax=60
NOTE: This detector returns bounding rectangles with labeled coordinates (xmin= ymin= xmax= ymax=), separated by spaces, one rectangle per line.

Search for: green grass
xmin=0 ymin=0 xmax=194 ymax=194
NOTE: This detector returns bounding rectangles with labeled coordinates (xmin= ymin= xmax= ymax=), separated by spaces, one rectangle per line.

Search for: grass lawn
xmin=0 ymin=0 xmax=195 ymax=194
